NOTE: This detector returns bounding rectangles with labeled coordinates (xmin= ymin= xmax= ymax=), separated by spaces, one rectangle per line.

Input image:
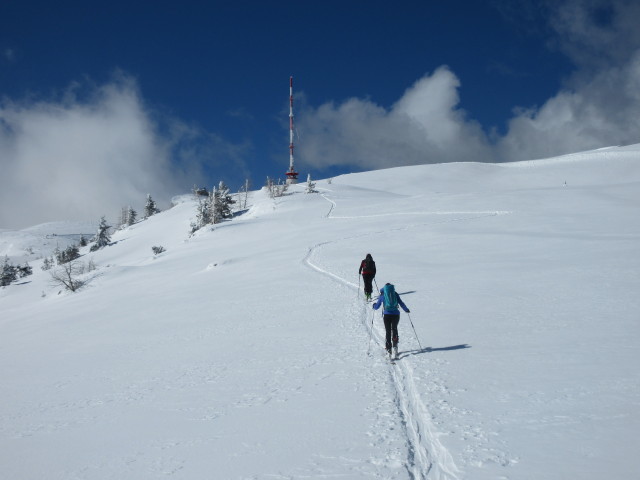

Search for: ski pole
xmin=366 ymin=310 xmax=375 ymax=355
xmin=407 ymin=313 xmax=422 ymax=350
xmin=358 ymin=274 xmax=361 ymax=298
xmin=374 ymin=278 xmax=379 ymax=293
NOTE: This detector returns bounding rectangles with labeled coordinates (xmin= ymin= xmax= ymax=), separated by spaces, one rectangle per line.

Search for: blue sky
xmin=1 ymin=0 xmax=639 ymax=229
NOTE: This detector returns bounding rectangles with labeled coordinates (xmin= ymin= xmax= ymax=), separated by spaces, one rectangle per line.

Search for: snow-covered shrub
xmin=1 ymin=257 xmax=32 ymax=286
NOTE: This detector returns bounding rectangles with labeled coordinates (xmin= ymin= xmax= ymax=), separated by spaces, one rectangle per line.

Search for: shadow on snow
xmin=399 ymin=344 xmax=471 ymax=359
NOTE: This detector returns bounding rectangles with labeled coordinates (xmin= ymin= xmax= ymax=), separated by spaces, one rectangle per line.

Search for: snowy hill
xmin=1 ymin=146 xmax=640 ymax=479
xmin=0 ymin=221 xmax=96 ymax=265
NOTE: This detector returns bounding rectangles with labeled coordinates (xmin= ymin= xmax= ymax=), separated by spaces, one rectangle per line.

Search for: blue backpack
xmin=383 ymin=284 xmax=398 ymax=310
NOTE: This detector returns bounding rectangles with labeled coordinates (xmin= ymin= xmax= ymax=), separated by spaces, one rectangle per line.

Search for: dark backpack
xmin=365 ymin=258 xmax=374 ymax=271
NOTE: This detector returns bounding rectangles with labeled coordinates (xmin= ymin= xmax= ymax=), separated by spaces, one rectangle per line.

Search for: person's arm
xmin=372 ymin=295 xmax=383 ymax=310
xmin=398 ymin=295 xmax=410 ymax=313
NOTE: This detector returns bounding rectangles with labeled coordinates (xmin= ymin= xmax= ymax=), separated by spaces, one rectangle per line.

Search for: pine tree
xmin=1 ymin=256 xmax=17 ymax=286
xmin=305 ymin=173 xmax=318 ymax=193
xmin=195 ymin=194 xmax=213 ymax=229
xmin=216 ymin=181 xmax=234 ymax=220
xmin=56 ymin=245 xmax=80 ymax=264
xmin=127 ymin=206 xmax=138 ymax=226
xmin=90 ymin=216 xmax=112 ymax=251
xmin=42 ymin=257 xmax=53 ymax=271
xmin=144 ymin=194 xmax=160 ymax=218
xmin=209 ymin=187 xmax=221 ymax=225
xmin=17 ymin=263 xmax=32 ymax=278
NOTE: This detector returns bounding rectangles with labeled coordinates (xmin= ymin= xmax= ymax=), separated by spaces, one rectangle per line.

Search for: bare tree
xmin=238 ymin=179 xmax=251 ymax=209
xmin=50 ymin=260 xmax=86 ymax=292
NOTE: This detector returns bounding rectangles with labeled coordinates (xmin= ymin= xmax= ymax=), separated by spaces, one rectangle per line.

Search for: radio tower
xmin=285 ymin=76 xmax=299 ymax=184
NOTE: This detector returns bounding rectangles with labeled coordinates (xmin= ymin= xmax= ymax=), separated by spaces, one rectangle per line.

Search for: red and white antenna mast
xmin=285 ymin=76 xmax=299 ymax=184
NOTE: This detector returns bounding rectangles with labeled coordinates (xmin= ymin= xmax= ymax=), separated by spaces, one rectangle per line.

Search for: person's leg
xmin=363 ymin=274 xmax=373 ymax=296
xmin=383 ymin=315 xmax=392 ymax=351
xmin=391 ymin=316 xmax=400 ymax=347
xmin=390 ymin=315 xmax=400 ymax=357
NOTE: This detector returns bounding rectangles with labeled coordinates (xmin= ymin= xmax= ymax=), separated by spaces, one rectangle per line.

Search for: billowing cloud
xmin=497 ymin=51 xmax=640 ymax=160
xmin=297 ymin=67 xmax=494 ymax=170
xmin=297 ymin=0 xmax=640 ymax=168
xmin=547 ymin=0 xmax=640 ymax=71
xmin=497 ymin=0 xmax=640 ymax=160
xmin=0 ymin=74 xmax=250 ymax=230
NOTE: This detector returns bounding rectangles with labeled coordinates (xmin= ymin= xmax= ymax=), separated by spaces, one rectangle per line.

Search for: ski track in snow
xmin=301 ymin=194 xmax=505 ymax=479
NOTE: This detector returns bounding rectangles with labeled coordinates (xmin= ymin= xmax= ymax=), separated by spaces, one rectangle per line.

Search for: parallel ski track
xmin=301 ymin=193 xmax=499 ymax=479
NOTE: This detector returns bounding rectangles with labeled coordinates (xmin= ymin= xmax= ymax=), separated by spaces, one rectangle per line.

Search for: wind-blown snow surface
xmin=1 ymin=146 xmax=639 ymax=479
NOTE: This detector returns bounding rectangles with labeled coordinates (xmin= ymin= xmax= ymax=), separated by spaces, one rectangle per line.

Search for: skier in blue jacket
xmin=373 ymin=283 xmax=410 ymax=358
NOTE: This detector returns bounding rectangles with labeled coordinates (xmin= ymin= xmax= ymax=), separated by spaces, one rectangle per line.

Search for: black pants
xmin=383 ymin=314 xmax=400 ymax=351
xmin=362 ymin=274 xmax=374 ymax=295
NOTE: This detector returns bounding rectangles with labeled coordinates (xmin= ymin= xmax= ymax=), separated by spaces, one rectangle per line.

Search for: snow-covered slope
xmin=0 ymin=221 xmax=96 ymax=265
xmin=1 ymin=146 xmax=639 ymax=479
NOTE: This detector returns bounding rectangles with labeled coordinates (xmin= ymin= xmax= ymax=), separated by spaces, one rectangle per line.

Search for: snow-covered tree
xmin=265 ymin=177 xmax=288 ymax=198
xmin=305 ymin=174 xmax=318 ymax=194
xmin=117 ymin=206 xmax=138 ymax=229
xmin=41 ymin=257 xmax=54 ymax=271
xmin=17 ymin=263 xmax=32 ymax=278
xmin=210 ymin=187 xmax=222 ymax=225
xmin=192 ymin=185 xmax=209 ymax=197
xmin=194 ymin=194 xmax=213 ymax=230
xmin=1 ymin=256 xmax=17 ymax=286
xmin=56 ymin=245 xmax=80 ymax=265
xmin=127 ymin=206 xmax=138 ymax=226
xmin=144 ymin=194 xmax=160 ymax=218
xmin=238 ymin=179 xmax=251 ymax=209
xmin=214 ymin=181 xmax=235 ymax=221
xmin=90 ymin=216 xmax=112 ymax=252
xmin=0 ymin=257 xmax=29 ymax=286
xmin=117 ymin=206 xmax=128 ymax=229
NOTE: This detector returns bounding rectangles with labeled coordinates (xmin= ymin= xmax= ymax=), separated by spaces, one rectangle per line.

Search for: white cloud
xmin=496 ymin=0 xmax=640 ymax=160
xmin=297 ymin=66 xmax=494 ymax=170
xmin=297 ymin=0 xmax=640 ymax=169
xmin=547 ymin=0 xmax=640 ymax=70
xmin=0 ymin=75 xmax=246 ymax=230
xmin=498 ymin=51 xmax=640 ymax=161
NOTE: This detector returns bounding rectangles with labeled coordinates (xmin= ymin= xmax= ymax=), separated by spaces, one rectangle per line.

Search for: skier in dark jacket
xmin=358 ymin=254 xmax=377 ymax=301
xmin=373 ymin=283 xmax=410 ymax=359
